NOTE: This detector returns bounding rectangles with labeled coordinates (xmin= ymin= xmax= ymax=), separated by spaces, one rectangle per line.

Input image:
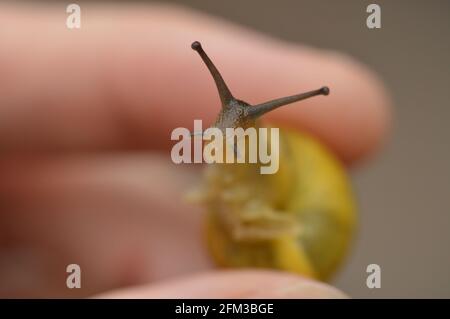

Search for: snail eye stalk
xmin=191 ymin=41 xmax=329 ymax=124
xmin=191 ymin=41 xmax=235 ymax=108
xmin=246 ymin=87 xmax=329 ymax=119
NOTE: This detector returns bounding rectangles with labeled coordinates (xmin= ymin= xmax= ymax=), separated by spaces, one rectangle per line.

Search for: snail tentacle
xmin=246 ymin=87 xmax=330 ymax=119
xmin=191 ymin=41 xmax=235 ymax=108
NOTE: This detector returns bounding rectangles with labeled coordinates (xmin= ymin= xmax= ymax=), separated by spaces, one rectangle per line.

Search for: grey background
xmin=152 ymin=0 xmax=450 ymax=298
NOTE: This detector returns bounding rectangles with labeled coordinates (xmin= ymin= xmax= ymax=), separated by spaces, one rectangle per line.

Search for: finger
xmin=0 ymin=154 xmax=211 ymax=297
xmin=97 ymin=270 xmax=347 ymax=298
xmin=0 ymin=3 xmax=390 ymax=163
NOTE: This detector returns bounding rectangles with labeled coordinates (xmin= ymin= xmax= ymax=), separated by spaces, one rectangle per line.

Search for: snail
xmin=188 ymin=41 xmax=357 ymax=281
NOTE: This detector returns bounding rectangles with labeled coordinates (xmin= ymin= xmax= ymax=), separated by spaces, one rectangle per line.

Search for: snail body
xmin=190 ymin=42 xmax=356 ymax=280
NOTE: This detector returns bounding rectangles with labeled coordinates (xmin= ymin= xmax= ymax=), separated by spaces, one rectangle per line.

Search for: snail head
xmin=191 ymin=41 xmax=329 ymax=131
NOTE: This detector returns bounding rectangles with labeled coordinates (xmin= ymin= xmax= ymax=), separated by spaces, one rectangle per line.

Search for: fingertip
xmin=317 ymin=50 xmax=392 ymax=164
xmin=170 ymin=10 xmax=392 ymax=164
xmin=258 ymin=47 xmax=391 ymax=165
xmin=95 ymin=270 xmax=347 ymax=299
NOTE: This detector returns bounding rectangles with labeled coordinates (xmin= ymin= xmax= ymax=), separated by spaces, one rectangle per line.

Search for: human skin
xmin=0 ymin=3 xmax=390 ymax=298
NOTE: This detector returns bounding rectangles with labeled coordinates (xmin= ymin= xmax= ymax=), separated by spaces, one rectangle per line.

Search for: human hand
xmin=0 ymin=3 xmax=390 ymax=298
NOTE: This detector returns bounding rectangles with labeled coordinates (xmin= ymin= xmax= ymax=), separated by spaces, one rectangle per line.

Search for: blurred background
xmin=2 ymin=0 xmax=449 ymax=298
